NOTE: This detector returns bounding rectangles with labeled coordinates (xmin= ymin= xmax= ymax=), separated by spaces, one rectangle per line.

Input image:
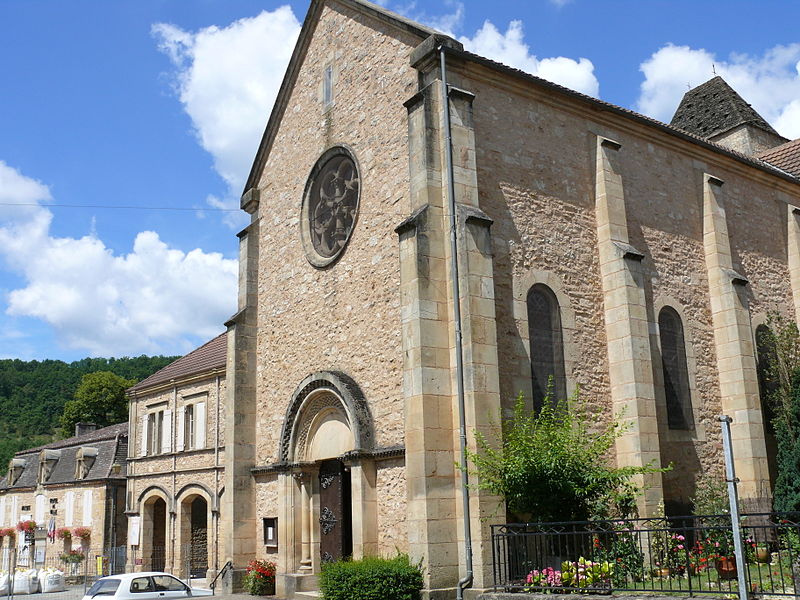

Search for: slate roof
xmin=0 ymin=422 xmax=128 ymax=491
xmin=757 ymin=138 xmax=800 ymax=179
xmin=670 ymin=76 xmax=783 ymax=140
xmin=128 ymin=332 xmax=227 ymax=393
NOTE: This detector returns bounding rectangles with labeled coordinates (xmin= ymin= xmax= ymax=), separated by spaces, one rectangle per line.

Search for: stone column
xmin=398 ymin=79 xmax=460 ymax=598
xmin=276 ymin=470 xmax=297 ymax=598
xmin=594 ymin=135 xmax=664 ymax=517
xmin=299 ymin=473 xmax=313 ymax=572
xmin=787 ymin=204 xmax=800 ymax=323
xmin=222 ymin=192 xmax=260 ymax=593
xmin=702 ymin=174 xmax=771 ymax=508
xmin=346 ymin=459 xmax=378 ymax=560
xmin=446 ymin=86 xmax=504 ymax=593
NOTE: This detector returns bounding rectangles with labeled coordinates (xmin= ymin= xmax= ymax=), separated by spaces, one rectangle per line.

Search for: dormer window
xmin=38 ymin=450 xmax=61 ymax=483
xmin=8 ymin=458 xmax=25 ymax=485
xmin=75 ymin=447 xmax=98 ymax=480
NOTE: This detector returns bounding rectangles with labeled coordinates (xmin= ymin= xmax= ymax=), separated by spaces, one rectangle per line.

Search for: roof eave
xmin=441 ymin=46 xmax=800 ymax=189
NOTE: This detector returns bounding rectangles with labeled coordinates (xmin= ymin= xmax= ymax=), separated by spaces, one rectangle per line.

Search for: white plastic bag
xmin=12 ymin=570 xmax=33 ymax=595
xmin=41 ymin=569 xmax=66 ymax=593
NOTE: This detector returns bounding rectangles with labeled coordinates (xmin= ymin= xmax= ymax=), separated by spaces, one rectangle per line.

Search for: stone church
xmin=213 ymin=0 xmax=800 ymax=597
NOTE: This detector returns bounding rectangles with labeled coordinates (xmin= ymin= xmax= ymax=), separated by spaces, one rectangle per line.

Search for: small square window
xmin=263 ymin=517 xmax=278 ymax=547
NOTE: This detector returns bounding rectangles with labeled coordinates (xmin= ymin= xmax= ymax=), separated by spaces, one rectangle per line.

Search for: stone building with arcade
xmin=124 ymin=333 xmax=227 ymax=580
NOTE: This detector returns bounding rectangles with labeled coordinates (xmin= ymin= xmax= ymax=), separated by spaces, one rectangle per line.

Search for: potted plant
xmin=243 ymin=559 xmax=276 ymax=596
xmin=60 ymin=549 xmax=86 ymax=564
xmin=716 ymin=556 xmax=738 ymax=580
xmin=755 ymin=543 xmax=771 ymax=564
xmin=55 ymin=527 xmax=72 ymax=541
xmin=17 ymin=520 xmax=37 ymax=543
xmin=72 ymin=526 xmax=91 ymax=543
xmin=0 ymin=527 xmax=15 ymax=540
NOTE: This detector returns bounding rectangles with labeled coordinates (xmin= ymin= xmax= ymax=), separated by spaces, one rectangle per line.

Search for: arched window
xmin=527 ymin=284 xmax=566 ymax=409
xmin=658 ymin=307 xmax=693 ymax=430
xmin=755 ymin=324 xmax=777 ymax=434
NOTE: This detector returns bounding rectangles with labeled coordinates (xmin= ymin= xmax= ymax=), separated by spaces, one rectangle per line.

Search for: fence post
xmin=719 ymin=415 xmax=749 ymax=600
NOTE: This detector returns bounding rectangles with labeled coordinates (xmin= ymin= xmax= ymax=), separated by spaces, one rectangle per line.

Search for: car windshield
xmin=86 ymin=579 xmax=121 ymax=597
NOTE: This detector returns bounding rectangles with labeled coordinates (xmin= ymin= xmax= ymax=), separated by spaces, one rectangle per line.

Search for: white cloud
xmin=459 ymin=20 xmax=599 ymax=97
xmin=153 ymin=7 xmax=302 ymax=228
xmin=638 ymin=43 xmax=800 ymax=138
xmin=0 ymin=161 xmax=237 ymax=357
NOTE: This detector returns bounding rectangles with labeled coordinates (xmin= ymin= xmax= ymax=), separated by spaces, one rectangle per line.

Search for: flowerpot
xmin=756 ymin=548 xmax=771 ymax=564
xmin=716 ymin=557 xmax=737 ymax=581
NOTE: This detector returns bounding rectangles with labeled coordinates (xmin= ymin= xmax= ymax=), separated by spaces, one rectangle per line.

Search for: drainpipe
xmin=439 ymin=44 xmax=473 ymax=600
xmin=214 ymin=374 xmax=221 ymax=573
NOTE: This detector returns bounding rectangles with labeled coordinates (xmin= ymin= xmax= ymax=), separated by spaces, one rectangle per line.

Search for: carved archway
xmin=279 ymin=371 xmax=373 ymax=463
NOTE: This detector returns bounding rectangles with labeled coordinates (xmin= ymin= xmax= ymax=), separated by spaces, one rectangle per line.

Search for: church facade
xmin=220 ymin=0 xmax=800 ymax=598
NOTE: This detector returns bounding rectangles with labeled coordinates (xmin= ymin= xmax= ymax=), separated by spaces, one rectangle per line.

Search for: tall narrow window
xmin=148 ymin=411 xmax=164 ymax=455
xmin=658 ymin=307 xmax=693 ymax=430
xmin=323 ymin=65 xmax=333 ymax=107
xmin=755 ymin=324 xmax=777 ymax=434
xmin=185 ymin=404 xmax=195 ymax=450
xmin=527 ymin=284 xmax=566 ymax=409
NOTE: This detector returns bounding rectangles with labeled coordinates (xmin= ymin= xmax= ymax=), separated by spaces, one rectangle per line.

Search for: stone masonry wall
xmin=453 ymin=59 xmax=798 ymax=509
xmin=252 ymin=3 xmax=420 ymax=465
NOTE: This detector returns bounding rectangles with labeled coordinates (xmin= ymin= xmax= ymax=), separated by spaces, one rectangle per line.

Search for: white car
xmin=82 ymin=572 xmax=214 ymax=600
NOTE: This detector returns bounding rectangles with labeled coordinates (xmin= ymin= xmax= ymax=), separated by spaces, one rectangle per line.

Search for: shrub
xmin=755 ymin=314 xmax=800 ymax=512
xmin=465 ymin=390 xmax=665 ymax=522
xmin=320 ymin=555 xmax=423 ymax=600
xmin=243 ymin=559 xmax=276 ymax=596
xmin=60 ymin=550 xmax=85 ymax=564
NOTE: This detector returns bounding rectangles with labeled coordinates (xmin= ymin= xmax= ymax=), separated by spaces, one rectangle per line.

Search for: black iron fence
xmin=492 ymin=512 xmax=800 ymax=596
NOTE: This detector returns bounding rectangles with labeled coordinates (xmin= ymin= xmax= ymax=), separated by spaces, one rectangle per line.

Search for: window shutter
xmin=161 ymin=409 xmax=172 ymax=454
xmin=140 ymin=415 xmax=149 ymax=457
xmin=196 ymin=402 xmax=207 ymax=449
xmin=83 ymin=489 xmax=93 ymax=525
xmin=0 ymin=496 xmax=6 ymax=526
xmin=176 ymin=406 xmax=185 ymax=452
xmin=64 ymin=492 xmax=74 ymax=527
xmin=35 ymin=494 xmax=46 ymax=526
xmin=10 ymin=497 xmax=18 ymax=525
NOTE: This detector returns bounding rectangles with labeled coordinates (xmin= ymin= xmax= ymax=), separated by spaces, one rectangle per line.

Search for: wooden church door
xmin=318 ymin=459 xmax=352 ymax=563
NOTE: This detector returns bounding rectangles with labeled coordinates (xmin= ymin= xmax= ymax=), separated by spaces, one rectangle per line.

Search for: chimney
xmin=75 ymin=422 xmax=98 ymax=437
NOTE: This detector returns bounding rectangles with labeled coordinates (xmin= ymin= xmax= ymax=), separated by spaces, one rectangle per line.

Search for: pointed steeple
xmin=670 ymin=76 xmax=787 ymax=155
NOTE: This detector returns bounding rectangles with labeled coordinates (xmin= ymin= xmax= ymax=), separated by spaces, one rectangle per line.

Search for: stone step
xmin=294 ymin=591 xmax=321 ymax=600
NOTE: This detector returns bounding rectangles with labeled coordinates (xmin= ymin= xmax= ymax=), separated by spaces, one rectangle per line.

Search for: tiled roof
xmin=0 ymin=423 xmax=128 ymax=491
xmin=128 ymin=332 xmax=227 ymax=392
xmin=18 ymin=422 xmax=128 ymax=454
xmin=670 ymin=76 xmax=782 ymax=139
xmin=757 ymin=138 xmax=800 ymax=179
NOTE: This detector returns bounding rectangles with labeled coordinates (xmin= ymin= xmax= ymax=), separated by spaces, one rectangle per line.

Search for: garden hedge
xmin=319 ymin=554 xmax=423 ymax=600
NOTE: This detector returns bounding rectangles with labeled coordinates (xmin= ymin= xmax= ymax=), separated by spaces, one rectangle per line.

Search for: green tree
xmin=757 ymin=314 xmax=800 ymax=512
xmin=465 ymin=390 xmax=665 ymax=522
xmin=60 ymin=371 xmax=136 ymax=437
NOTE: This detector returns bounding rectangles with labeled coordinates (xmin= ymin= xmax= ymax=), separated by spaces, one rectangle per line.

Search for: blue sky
xmin=1 ymin=0 xmax=799 ymax=361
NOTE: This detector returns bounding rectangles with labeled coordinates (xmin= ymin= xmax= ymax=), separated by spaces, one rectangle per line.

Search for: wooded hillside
xmin=0 ymin=355 xmax=177 ymax=467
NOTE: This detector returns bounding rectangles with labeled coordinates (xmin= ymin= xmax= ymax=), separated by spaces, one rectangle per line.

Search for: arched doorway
xmin=179 ymin=495 xmax=208 ymax=578
xmin=278 ymin=372 xmax=376 ymax=577
xmin=142 ymin=496 xmax=167 ymax=571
